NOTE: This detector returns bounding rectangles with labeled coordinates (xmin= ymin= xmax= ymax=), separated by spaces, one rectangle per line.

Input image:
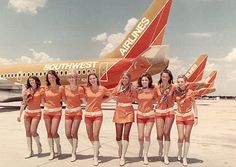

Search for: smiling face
xmin=161 ymin=72 xmax=170 ymax=84
xmin=177 ymin=77 xmax=186 ymax=90
xmin=47 ymin=73 xmax=56 ymax=85
xmin=88 ymin=74 xmax=98 ymax=86
xmin=29 ymin=78 xmax=36 ymax=88
xmin=141 ymin=76 xmax=149 ymax=88
xmin=67 ymin=74 xmax=77 ymax=85
xmin=121 ymin=74 xmax=130 ymax=86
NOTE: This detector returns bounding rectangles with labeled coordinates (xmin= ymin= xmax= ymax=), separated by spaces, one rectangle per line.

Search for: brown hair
xmin=137 ymin=72 xmax=154 ymax=88
xmin=87 ymin=73 xmax=100 ymax=86
xmin=158 ymin=69 xmax=173 ymax=85
xmin=26 ymin=76 xmax=41 ymax=90
xmin=177 ymin=74 xmax=187 ymax=82
xmin=46 ymin=70 xmax=61 ymax=86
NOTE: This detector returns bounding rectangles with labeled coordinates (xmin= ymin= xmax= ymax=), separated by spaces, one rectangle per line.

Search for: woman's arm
xmin=193 ymin=101 xmax=198 ymax=125
xmin=17 ymin=101 xmax=26 ymax=122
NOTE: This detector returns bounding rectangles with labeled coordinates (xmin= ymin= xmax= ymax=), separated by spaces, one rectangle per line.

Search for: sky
xmin=0 ymin=0 xmax=236 ymax=96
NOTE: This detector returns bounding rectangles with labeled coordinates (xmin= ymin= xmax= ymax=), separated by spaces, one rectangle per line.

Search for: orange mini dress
xmin=43 ymin=86 xmax=65 ymax=120
xmin=84 ymin=86 xmax=110 ymax=123
xmin=112 ymin=86 xmax=135 ymax=124
xmin=24 ymin=87 xmax=44 ymax=120
xmin=136 ymin=88 xmax=157 ymax=124
xmin=64 ymin=86 xmax=84 ymax=120
xmin=155 ymin=84 xmax=175 ymax=120
xmin=175 ymin=89 xmax=195 ymax=125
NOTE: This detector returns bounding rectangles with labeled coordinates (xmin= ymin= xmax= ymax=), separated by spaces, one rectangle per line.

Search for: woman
xmin=174 ymin=75 xmax=198 ymax=166
xmin=84 ymin=73 xmax=110 ymax=166
xmin=112 ymin=72 xmax=135 ymax=166
xmin=155 ymin=69 xmax=175 ymax=165
xmin=43 ymin=70 xmax=65 ymax=160
xmin=135 ymin=72 xmax=156 ymax=165
xmin=64 ymin=70 xmax=84 ymax=162
xmin=17 ymin=76 xmax=44 ymax=158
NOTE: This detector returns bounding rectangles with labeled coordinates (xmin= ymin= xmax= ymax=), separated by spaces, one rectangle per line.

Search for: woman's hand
xmin=194 ymin=117 xmax=198 ymax=126
xmin=17 ymin=116 xmax=21 ymax=122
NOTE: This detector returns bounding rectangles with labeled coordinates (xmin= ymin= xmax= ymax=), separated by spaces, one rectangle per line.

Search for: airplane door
xmin=99 ymin=62 xmax=108 ymax=82
xmin=17 ymin=71 xmax=23 ymax=82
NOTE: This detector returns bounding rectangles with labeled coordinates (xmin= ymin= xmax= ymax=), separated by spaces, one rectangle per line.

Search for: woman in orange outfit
xmin=135 ymin=72 xmax=156 ymax=165
xmin=155 ymin=69 xmax=175 ymax=165
xmin=17 ymin=76 xmax=44 ymax=158
xmin=174 ymin=75 xmax=198 ymax=166
xmin=64 ymin=70 xmax=84 ymax=162
xmin=84 ymin=73 xmax=110 ymax=166
xmin=112 ymin=72 xmax=135 ymax=166
xmin=43 ymin=70 xmax=65 ymax=160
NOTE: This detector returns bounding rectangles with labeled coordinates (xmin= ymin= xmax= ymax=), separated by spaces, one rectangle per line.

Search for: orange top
xmin=155 ymin=84 xmax=175 ymax=109
xmin=175 ymin=89 xmax=195 ymax=113
xmin=43 ymin=86 xmax=65 ymax=108
xmin=135 ymin=88 xmax=157 ymax=113
xmin=24 ymin=87 xmax=44 ymax=110
xmin=112 ymin=86 xmax=136 ymax=104
xmin=64 ymin=86 xmax=84 ymax=109
xmin=84 ymin=86 xmax=110 ymax=112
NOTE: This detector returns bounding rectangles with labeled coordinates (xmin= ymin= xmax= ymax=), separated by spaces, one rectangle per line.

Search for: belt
xmin=155 ymin=107 xmax=174 ymax=114
xmin=66 ymin=106 xmax=82 ymax=113
xmin=175 ymin=110 xmax=193 ymax=117
xmin=137 ymin=110 xmax=155 ymax=117
xmin=44 ymin=106 xmax=62 ymax=112
xmin=117 ymin=102 xmax=132 ymax=107
xmin=84 ymin=111 xmax=102 ymax=117
xmin=25 ymin=108 xmax=41 ymax=113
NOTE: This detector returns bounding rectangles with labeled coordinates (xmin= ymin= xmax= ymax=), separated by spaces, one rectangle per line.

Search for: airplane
xmin=0 ymin=0 xmax=172 ymax=102
xmin=0 ymin=0 xmax=216 ymax=102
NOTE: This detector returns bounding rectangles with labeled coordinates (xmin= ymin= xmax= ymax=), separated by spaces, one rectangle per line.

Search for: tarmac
xmin=0 ymin=100 xmax=236 ymax=167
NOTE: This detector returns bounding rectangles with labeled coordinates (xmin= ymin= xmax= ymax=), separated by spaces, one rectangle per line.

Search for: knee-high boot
xmin=54 ymin=137 xmax=61 ymax=156
xmin=33 ymin=135 xmax=42 ymax=154
xmin=71 ymin=138 xmax=78 ymax=162
xmin=48 ymin=138 xmax=54 ymax=160
xmin=158 ymin=140 xmax=163 ymax=157
xmin=117 ymin=140 xmax=122 ymax=157
xmin=177 ymin=142 xmax=183 ymax=161
xmin=120 ymin=140 xmax=129 ymax=166
xmin=183 ymin=142 xmax=190 ymax=166
xmin=143 ymin=141 xmax=150 ymax=165
xmin=25 ymin=137 xmax=33 ymax=159
xmin=93 ymin=141 xmax=100 ymax=166
xmin=164 ymin=141 xmax=170 ymax=165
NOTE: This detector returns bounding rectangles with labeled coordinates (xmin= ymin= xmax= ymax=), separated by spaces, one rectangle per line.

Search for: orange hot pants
xmin=176 ymin=114 xmax=194 ymax=125
xmin=155 ymin=111 xmax=175 ymax=120
xmin=85 ymin=116 xmax=103 ymax=124
xmin=24 ymin=112 xmax=42 ymax=120
xmin=65 ymin=112 xmax=82 ymax=121
xmin=43 ymin=110 xmax=62 ymax=120
xmin=137 ymin=115 xmax=155 ymax=124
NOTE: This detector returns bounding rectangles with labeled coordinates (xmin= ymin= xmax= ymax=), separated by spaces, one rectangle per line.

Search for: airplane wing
xmin=0 ymin=79 xmax=23 ymax=102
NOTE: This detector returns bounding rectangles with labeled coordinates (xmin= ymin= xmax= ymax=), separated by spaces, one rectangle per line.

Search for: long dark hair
xmin=158 ymin=69 xmax=173 ymax=85
xmin=87 ymin=73 xmax=100 ymax=86
xmin=46 ymin=70 xmax=61 ymax=86
xmin=26 ymin=76 xmax=41 ymax=90
xmin=137 ymin=72 xmax=154 ymax=88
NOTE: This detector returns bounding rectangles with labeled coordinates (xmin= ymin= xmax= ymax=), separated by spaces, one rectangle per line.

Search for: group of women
xmin=17 ymin=69 xmax=198 ymax=166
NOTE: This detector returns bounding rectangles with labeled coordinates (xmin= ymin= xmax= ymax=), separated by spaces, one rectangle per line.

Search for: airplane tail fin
xmin=102 ymin=0 xmax=172 ymax=59
xmin=205 ymin=70 xmax=217 ymax=88
xmin=185 ymin=54 xmax=208 ymax=82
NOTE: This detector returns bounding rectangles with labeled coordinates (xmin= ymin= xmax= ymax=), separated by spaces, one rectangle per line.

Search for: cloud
xmin=0 ymin=49 xmax=60 ymax=65
xmin=8 ymin=0 xmax=48 ymax=15
xmin=227 ymin=70 xmax=236 ymax=81
xmin=43 ymin=40 xmax=52 ymax=44
xmin=92 ymin=18 xmax=138 ymax=56
xmin=224 ymin=48 xmax=236 ymax=62
xmin=185 ymin=32 xmax=224 ymax=39
xmin=185 ymin=32 xmax=213 ymax=38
